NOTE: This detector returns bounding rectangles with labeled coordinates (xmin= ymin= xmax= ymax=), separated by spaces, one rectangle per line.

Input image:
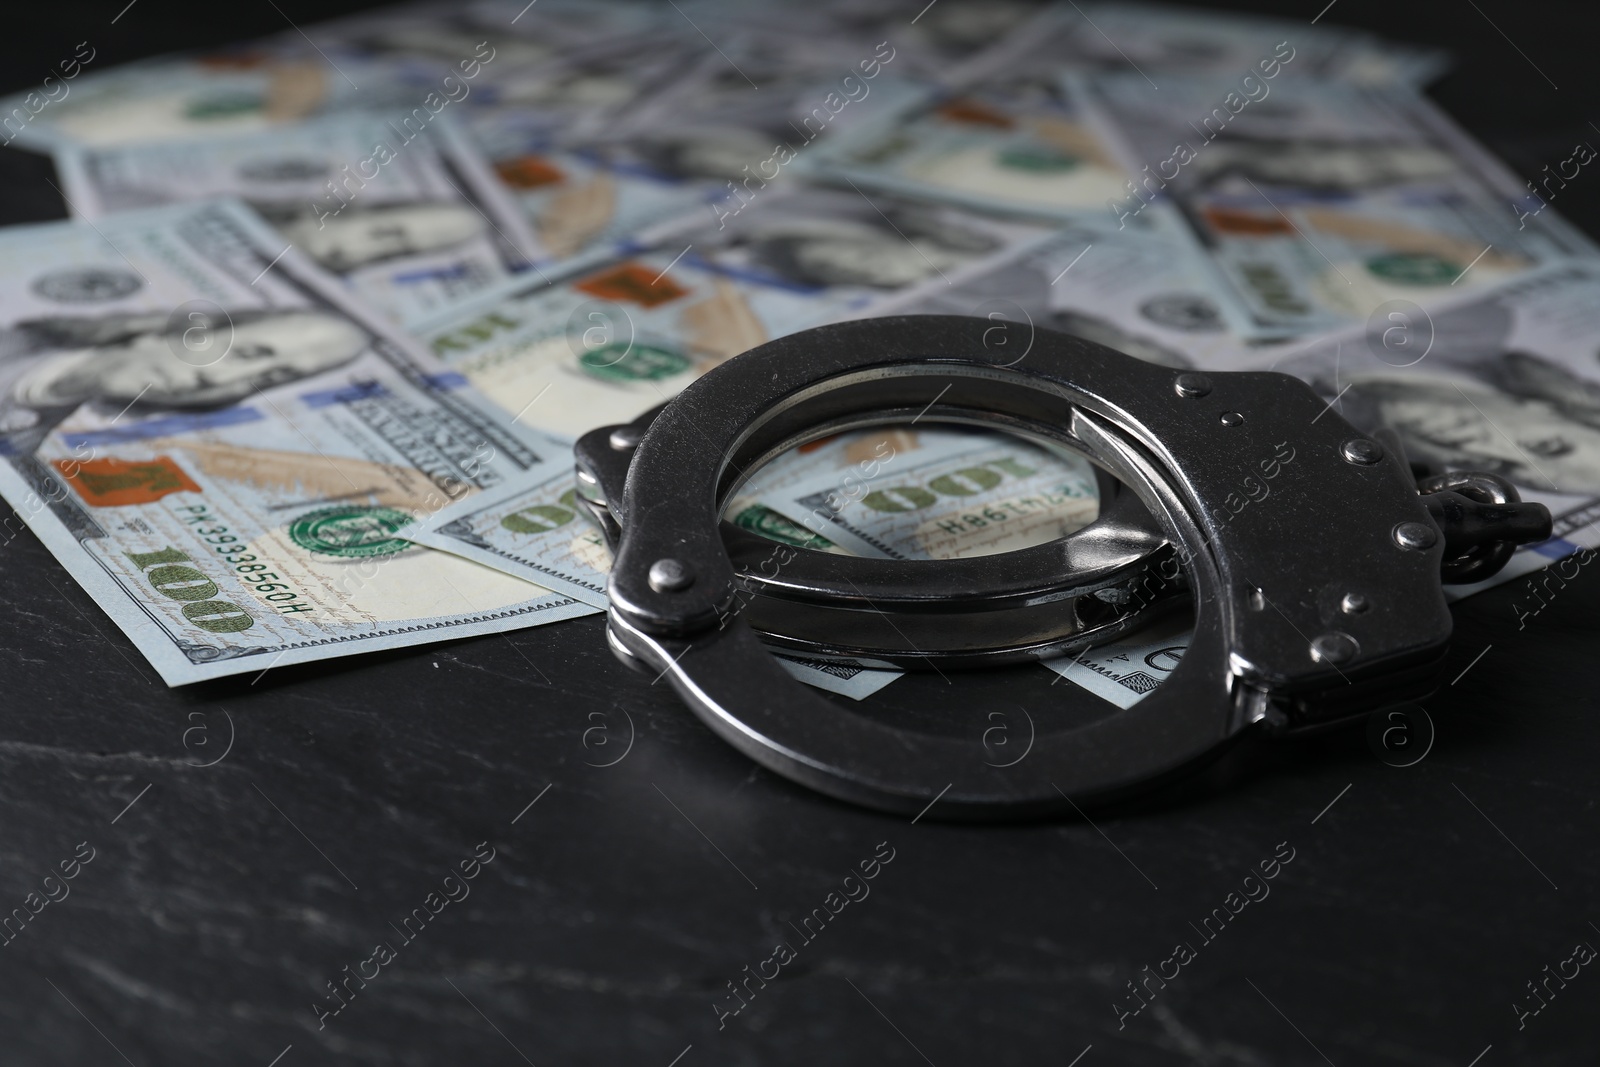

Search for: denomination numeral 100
xmin=126 ymin=547 xmax=256 ymax=633
xmin=859 ymin=457 xmax=1038 ymax=513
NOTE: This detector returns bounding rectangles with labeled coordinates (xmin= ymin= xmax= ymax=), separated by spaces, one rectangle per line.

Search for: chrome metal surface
xmin=574 ymin=403 xmax=1185 ymax=668
xmin=595 ymin=316 xmax=1482 ymax=817
xmin=1418 ymin=471 xmax=1552 ymax=584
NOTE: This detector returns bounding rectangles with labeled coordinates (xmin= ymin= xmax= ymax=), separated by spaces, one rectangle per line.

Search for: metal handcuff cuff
xmin=572 ymin=316 xmax=1551 ymax=819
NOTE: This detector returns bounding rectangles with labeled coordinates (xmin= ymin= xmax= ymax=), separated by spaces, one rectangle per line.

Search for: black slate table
xmin=1 ymin=2 xmax=1597 ymax=1063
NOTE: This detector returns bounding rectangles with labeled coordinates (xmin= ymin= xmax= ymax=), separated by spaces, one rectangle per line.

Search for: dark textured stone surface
xmin=3 ymin=517 xmax=1598 ymax=1067
xmin=0 ymin=2 xmax=1597 ymax=1064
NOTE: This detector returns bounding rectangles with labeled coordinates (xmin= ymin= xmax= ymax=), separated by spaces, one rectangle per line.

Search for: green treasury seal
xmin=289 ymin=505 xmax=415 ymax=558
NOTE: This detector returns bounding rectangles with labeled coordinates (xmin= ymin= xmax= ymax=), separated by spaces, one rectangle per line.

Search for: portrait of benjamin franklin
xmin=1338 ymin=371 xmax=1600 ymax=496
xmin=266 ymin=202 xmax=485 ymax=274
xmin=0 ymin=307 xmax=367 ymax=454
xmin=628 ymin=128 xmax=777 ymax=183
xmin=1189 ymin=136 xmax=1455 ymax=193
xmin=731 ymin=208 xmax=1001 ymax=290
xmin=1280 ymin=290 xmax=1600 ymax=497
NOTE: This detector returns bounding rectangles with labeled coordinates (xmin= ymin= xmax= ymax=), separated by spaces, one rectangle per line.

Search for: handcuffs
xmin=573 ymin=317 xmax=1551 ymax=819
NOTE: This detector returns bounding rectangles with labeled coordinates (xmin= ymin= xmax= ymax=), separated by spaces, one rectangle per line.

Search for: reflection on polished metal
xmin=1341 ymin=438 xmax=1384 ymax=465
xmin=583 ymin=316 xmax=1551 ymax=820
xmin=1393 ymin=521 xmax=1438 ymax=551
xmin=576 ymin=405 xmax=1185 ymax=669
xmin=1417 ymin=471 xmax=1547 ymax=584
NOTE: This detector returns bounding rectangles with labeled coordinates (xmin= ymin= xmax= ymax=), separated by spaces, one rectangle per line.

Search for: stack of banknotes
xmin=1 ymin=0 xmax=1592 ymax=702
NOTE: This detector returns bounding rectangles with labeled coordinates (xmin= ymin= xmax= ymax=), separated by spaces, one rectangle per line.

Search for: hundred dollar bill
xmin=406 ymin=454 xmax=903 ymax=697
xmin=378 ymin=0 xmax=694 ymax=148
xmin=403 ymin=457 xmax=610 ymax=608
xmin=52 ymin=113 xmax=541 ymax=326
xmin=772 ymin=653 xmax=900 ymax=701
xmin=411 ymin=425 xmax=958 ymax=581
xmin=679 ymin=0 xmax=1054 ymax=85
xmin=477 ymin=27 xmax=929 ymax=286
xmin=607 ymin=25 xmax=924 ymax=158
xmin=1225 ymin=259 xmax=1600 ymax=596
xmin=409 ymin=423 xmax=1041 ymax=585
xmin=480 ymin=142 xmax=730 ymax=277
xmin=1044 ymin=265 xmax=1600 ymax=698
xmin=1069 ymin=2 xmax=1446 ymax=86
xmin=1040 ymin=613 xmax=1192 ymax=708
xmin=413 ymin=185 xmax=1050 ymax=441
xmin=757 ymin=430 xmax=1101 ymax=560
xmin=0 ymin=0 xmax=680 ymax=151
xmin=803 ymin=78 xmax=1129 ymax=224
xmin=690 ymin=0 xmax=1442 ymax=88
xmin=723 ymin=425 xmax=1016 ymax=553
xmin=0 ymin=198 xmax=598 ymax=686
xmin=1074 ymin=70 xmax=1597 ymax=338
xmin=483 ymin=31 xmax=926 ymax=276
xmin=883 ymin=210 xmax=1263 ymax=367
xmin=801 ymin=9 xmax=1130 ymax=222
xmin=28 ymin=4 xmax=713 ymax=287
xmin=0 ymin=45 xmax=377 ymax=150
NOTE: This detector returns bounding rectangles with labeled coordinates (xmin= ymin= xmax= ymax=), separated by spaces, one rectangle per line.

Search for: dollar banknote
xmin=53 ymin=113 xmax=541 ymax=326
xmin=1074 ymin=70 xmax=1597 ymax=338
xmin=1039 ymin=264 xmax=1600 ymax=700
xmin=478 ymin=27 xmax=927 ymax=278
xmin=883 ymin=209 xmax=1263 ymax=368
xmin=723 ymin=425 xmax=1008 ymax=552
xmin=771 ymin=653 xmax=901 ymax=700
xmin=604 ymin=22 xmax=927 ymax=158
xmin=0 ymin=0 xmax=681 ymax=151
xmin=1061 ymin=1 xmax=1446 ymax=85
xmin=1040 ymin=613 xmax=1192 ymax=708
xmin=681 ymin=0 xmax=1443 ymax=89
xmin=479 ymin=141 xmax=729 ymax=275
xmin=1225 ymin=259 xmax=1600 ymax=596
xmin=0 ymin=44 xmax=375 ymax=150
xmin=412 ymin=185 xmax=1050 ymax=441
xmin=728 ymin=423 xmax=1122 ymax=700
xmin=403 ymin=456 xmax=610 ymax=607
xmin=678 ymin=0 xmax=1055 ymax=86
xmin=755 ymin=430 xmax=1101 ymax=560
xmin=404 ymin=425 xmax=1012 ymax=697
xmin=405 ymin=449 xmax=903 ymax=698
xmin=406 ymin=424 xmax=1043 ymax=587
xmin=0 ymin=198 xmax=599 ymax=686
xmin=801 ymin=8 xmax=1132 ymax=222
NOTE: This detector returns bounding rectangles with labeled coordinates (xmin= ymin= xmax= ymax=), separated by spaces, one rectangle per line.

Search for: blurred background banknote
xmin=411 ymin=185 xmax=1052 ymax=441
xmin=52 ymin=112 xmax=541 ymax=326
xmin=1072 ymin=68 xmax=1597 ymax=338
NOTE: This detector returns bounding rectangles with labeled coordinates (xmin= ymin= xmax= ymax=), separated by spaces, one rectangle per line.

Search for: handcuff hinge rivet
xmin=1310 ymin=632 xmax=1359 ymax=665
xmin=1341 ymin=438 xmax=1384 ymax=465
xmin=1174 ymin=373 xmax=1212 ymax=398
xmin=1219 ymin=411 xmax=1244 ymax=427
xmin=648 ymin=558 xmax=695 ymax=593
xmin=1393 ymin=522 xmax=1437 ymax=551
xmin=1341 ymin=593 xmax=1370 ymax=614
